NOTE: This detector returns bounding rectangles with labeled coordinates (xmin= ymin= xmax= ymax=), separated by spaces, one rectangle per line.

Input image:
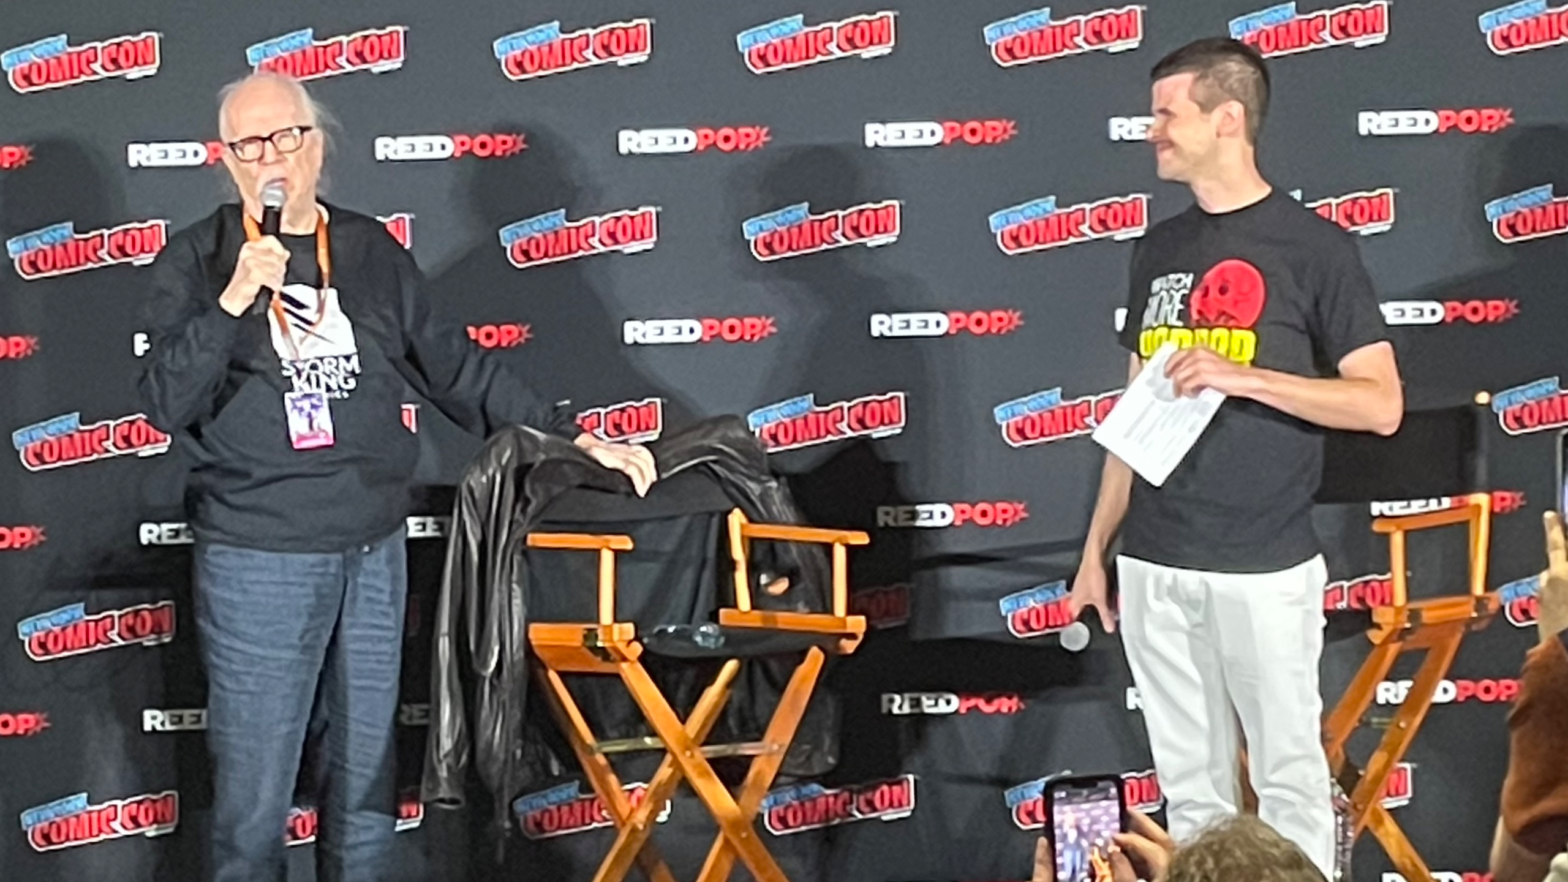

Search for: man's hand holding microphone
xmin=219 ymin=180 xmax=287 ymax=317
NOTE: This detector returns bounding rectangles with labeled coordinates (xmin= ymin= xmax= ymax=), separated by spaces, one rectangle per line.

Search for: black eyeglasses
xmin=226 ymin=125 xmax=315 ymax=162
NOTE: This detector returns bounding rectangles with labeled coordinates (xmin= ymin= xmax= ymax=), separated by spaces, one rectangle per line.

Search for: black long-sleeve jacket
xmin=137 ymin=202 xmax=574 ymax=552
xmin=422 ymin=417 xmax=840 ymax=834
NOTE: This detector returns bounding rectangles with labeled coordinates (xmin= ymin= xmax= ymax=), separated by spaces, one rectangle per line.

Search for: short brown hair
xmin=1150 ymin=37 xmax=1271 ymax=144
xmin=1165 ymin=815 xmax=1326 ymax=882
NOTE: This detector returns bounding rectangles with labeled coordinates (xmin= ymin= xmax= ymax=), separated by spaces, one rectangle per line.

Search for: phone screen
xmin=1051 ymin=778 xmax=1123 ymax=882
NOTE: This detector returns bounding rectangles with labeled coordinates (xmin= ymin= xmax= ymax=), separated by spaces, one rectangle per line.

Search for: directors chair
xmin=1317 ymin=405 xmax=1501 ymax=882
xmin=526 ymin=509 xmax=868 ymax=882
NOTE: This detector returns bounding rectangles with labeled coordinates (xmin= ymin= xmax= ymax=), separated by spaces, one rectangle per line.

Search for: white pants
xmin=1117 ymin=554 xmax=1335 ymax=877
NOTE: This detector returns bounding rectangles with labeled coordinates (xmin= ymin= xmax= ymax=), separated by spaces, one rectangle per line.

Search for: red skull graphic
xmin=1189 ymin=259 xmax=1266 ymax=329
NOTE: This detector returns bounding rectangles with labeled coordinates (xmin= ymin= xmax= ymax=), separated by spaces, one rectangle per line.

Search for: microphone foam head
xmin=260 ymin=179 xmax=287 ymax=208
xmin=1059 ymin=621 xmax=1091 ymax=652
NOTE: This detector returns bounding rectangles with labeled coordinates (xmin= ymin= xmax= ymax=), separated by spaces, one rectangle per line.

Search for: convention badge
xmin=284 ymin=390 xmax=336 ymax=450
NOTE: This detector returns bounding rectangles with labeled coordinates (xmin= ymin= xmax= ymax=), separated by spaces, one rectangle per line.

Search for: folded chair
xmin=1310 ymin=405 xmax=1498 ymax=882
xmin=526 ymin=508 xmax=868 ymax=882
xmin=1321 ymin=492 xmax=1498 ymax=882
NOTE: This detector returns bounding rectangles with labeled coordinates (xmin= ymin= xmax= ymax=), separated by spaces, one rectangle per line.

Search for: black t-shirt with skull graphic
xmin=1116 ymin=189 xmax=1388 ymax=573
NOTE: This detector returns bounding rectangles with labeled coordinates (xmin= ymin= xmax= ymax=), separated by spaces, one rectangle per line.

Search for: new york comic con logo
xmin=1481 ymin=0 xmax=1568 ymax=55
xmin=989 ymin=192 xmax=1148 ymax=256
xmin=498 ymin=206 xmax=658 ymax=269
xmin=512 ymin=781 xmax=671 ymax=840
xmin=2 ymin=31 xmax=161 ymax=94
xmin=737 ymin=12 xmax=896 ymax=75
xmin=246 ymin=26 xmax=406 ymax=80
xmin=999 ymin=580 xmax=1076 ymax=638
xmin=576 ymin=397 xmax=664 ymax=445
xmin=17 ymin=601 xmax=175 ymax=662
xmin=1007 ymin=771 xmax=1163 ymax=830
xmin=493 ymin=18 xmax=651 ymax=81
xmin=993 ymin=386 xmax=1122 ymax=447
xmin=287 ymin=793 xmax=423 ymax=845
xmin=983 ymin=5 xmax=1145 ymax=67
xmin=7 ymin=220 xmax=168 ymax=280
xmin=12 ymin=411 xmax=170 ymax=471
xmin=748 ymin=392 xmax=906 ymax=453
xmin=762 ymin=775 xmax=915 ymax=835
xmin=21 ymin=791 xmax=178 ymax=853
xmin=742 ymin=201 xmax=901 ymax=261
xmin=1498 ymin=574 xmax=1543 ymax=628
xmin=1229 ymin=2 xmax=1389 ymax=57
xmin=1489 ymin=376 xmax=1568 ymax=435
xmin=1324 ymin=573 xmax=1394 ymax=611
xmin=1301 ymin=187 xmax=1396 ymax=236
xmin=1486 ymin=185 xmax=1568 ymax=244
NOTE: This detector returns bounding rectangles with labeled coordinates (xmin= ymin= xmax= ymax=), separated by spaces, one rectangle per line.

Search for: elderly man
xmin=137 ymin=72 xmax=655 ymax=882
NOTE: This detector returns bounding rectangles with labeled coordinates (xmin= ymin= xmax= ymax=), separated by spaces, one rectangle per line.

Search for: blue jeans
xmin=194 ymin=527 xmax=407 ymax=882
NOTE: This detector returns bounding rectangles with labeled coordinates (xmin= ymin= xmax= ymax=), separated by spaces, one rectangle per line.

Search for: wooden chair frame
xmin=1320 ymin=492 xmax=1499 ymax=882
xmin=525 ymin=510 xmax=868 ymax=882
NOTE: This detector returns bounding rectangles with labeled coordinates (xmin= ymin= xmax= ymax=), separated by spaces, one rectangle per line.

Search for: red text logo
xmin=1359 ymin=107 xmax=1514 ymax=136
xmin=22 ymin=791 xmax=178 ymax=852
xmin=576 ymin=398 xmax=663 ymax=445
xmin=247 ymin=26 xmax=406 ymax=81
xmin=8 ymin=220 xmax=168 ymax=280
xmin=500 ymin=207 xmax=657 ymax=269
xmin=1481 ymin=1 xmax=1568 ymax=55
xmin=0 ymin=525 xmax=46 ymax=551
xmin=374 ymin=133 xmax=524 ymax=161
xmin=1 ymin=144 xmax=35 ymax=169
xmin=0 ymin=711 xmax=49 ymax=736
xmin=880 ymin=692 xmax=1024 ymax=715
xmin=468 ymin=323 xmax=531 ymax=349
xmin=744 ymin=200 xmax=901 ymax=261
xmin=378 ymin=213 xmax=414 ymax=249
xmin=739 ymin=12 xmax=896 ymax=75
xmin=763 ymin=775 xmax=915 ymax=834
xmin=1491 ymin=377 xmax=1568 ymax=435
xmin=748 ymin=392 xmax=906 ymax=452
xmin=994 ymin=387 xmax=1122 ymax=447
xmin=0 ymin=335 xmax=40 ymax=360
xmin=495 ymin=19 xmax=651 ymax=81
xmin=12 ymin=412 xmax=171 ymax=471
xmin=18 ymin=601 xmax=176 ymax=662
xmin=864 ymin=119 xmax=1018 ymax=148
xmin=513 ymin=782 xmax=670 ymax=840
xmin=1230 ymin=1 xmax=1389 ymax=57
xmin=871 ymin=310 xmax=1024 ymax=338
xmin=126 ymin=141 xmax=223 ymax=168
xmin=876 ymin=502 xmax=1028 ymax=528
xmin=4 ymin=32 xmax=161 ymax=94
xmin=619 ymin=126 xmax=770 ymax=155
xmin=1487 ymin=184 xmax=1568 ymax=244
xmin=991 ymin=193 xmax=1147 ymax=255
xmin=984 ymin=6 xmax=1145 ymax=66
xmin=1305 ymin=188 xmax=1396 ymax=235
xmin=999 ymin=581 xmax=1075 ymax=639
xmin=623 ymin=316 xmax=777 ymax=345
xmin=1375 ymin=678 xmax=1520 ymax=705
xmin=852 ymin=584 xmax=910 ymax=629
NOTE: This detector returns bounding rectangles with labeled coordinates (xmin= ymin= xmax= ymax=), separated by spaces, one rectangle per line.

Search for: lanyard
xmin=242 ymin=205 xmax=332 ymax=361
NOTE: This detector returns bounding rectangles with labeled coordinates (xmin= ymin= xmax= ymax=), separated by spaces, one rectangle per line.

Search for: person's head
xmin=1164 ymin=815 xmax=1326 ymax=882
xmin=1147 ymin=38 xmax=1271 ymax=184
xmin=217 ymin=72 xmax=331 ymax=217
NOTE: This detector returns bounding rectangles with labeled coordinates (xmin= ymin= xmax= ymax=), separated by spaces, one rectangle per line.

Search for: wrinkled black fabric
xmin=420 ymin=415 xmax=838 ymax=836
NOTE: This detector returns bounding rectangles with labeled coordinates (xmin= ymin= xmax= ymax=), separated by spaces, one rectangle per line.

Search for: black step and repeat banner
xmin=2 ymin=1 xmax=1566 ymax=880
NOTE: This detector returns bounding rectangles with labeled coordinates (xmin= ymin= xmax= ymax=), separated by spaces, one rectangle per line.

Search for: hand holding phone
xmin=1048 ymin=775 xmax=1127 ymax=882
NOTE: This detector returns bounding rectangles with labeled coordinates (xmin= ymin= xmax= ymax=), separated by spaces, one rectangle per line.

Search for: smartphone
xmin=1047 ymin=775 xmax=1128 ymax=882
xmin=1558 ymin=429 xmax=1568 ymax=514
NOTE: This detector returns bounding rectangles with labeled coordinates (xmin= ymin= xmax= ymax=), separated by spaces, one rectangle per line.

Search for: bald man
xmin=137 ymin=73 xmax=656 ymax=882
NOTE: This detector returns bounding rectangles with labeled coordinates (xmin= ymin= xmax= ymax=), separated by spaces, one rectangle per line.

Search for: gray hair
xmin=216 ymin=71 xmax=338 ymax=195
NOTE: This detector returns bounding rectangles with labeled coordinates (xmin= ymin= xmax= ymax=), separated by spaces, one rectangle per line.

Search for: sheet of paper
xmin=1091 ymin=343 xmax=1226 ymax=487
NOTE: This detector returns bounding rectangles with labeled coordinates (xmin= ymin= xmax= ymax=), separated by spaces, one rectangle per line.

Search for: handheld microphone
xmin=251 ymin=180 xmax=287 ymax=315
xmin=1059 ymin=621 xmax=1091 ymax=652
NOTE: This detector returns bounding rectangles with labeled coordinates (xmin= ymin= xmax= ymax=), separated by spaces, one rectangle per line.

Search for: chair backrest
xmin=1316 ymin=404 xmax=1484 ymax=504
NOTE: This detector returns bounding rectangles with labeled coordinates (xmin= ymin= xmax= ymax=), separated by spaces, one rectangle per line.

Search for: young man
xmin=1069 ymin=38 xmax=1402 ymax=876
xmin=138 ymin=73 xmax=655 ymax=882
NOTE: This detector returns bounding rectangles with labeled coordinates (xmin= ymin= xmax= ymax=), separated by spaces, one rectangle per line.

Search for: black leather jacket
xmin=420 ymin=416 xmax=838 ymax=834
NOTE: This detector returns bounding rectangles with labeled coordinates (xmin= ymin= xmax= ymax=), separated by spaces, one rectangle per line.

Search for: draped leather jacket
xmin=420 ymin=415 xmax=838 ymax=834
